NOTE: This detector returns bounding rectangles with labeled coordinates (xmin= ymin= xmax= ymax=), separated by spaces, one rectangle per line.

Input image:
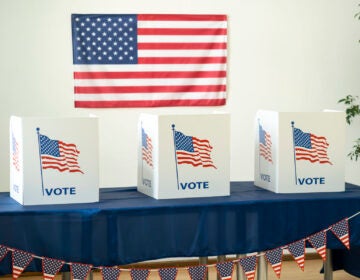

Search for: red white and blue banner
xmin=0 ymin=215 xmax=357 ymax=280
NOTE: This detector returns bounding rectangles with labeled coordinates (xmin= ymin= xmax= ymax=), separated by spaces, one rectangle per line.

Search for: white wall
xmin=0 ymin=0 xmax=359 ymax=191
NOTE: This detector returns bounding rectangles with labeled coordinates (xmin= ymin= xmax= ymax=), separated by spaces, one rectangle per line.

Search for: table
xmin=0 ymin=181 xmax=359 ymax=277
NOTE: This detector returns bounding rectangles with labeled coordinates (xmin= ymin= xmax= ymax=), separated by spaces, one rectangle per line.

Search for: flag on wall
xmin=293 ymin=126 xmax=332 ymax=164
xmin=71 ymin=14 xmax=227 ymax=108
xmin=259 ymin=124 xmax=273 ymax=163
xmin=174 ymin=129 xmax=216 ymax=168
xmin=39 ymin=133 xmax=83 ymax=174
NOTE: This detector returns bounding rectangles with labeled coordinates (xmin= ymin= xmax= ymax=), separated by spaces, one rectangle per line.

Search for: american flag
xmin=0 ymin=245 xmax=9 ymax=262
xmin=174 ymin=129 xmax=216 ymax=168
xmin=142 ymin=127 xmax=153 ymax=167
xmin=70 ymin=263 xmax=93 ymax=280
xmin=12 ymin=250 xmax=34 ymax=279
xmin=330 ymin=218 xmax=350 ymax=250
xmin=130 ymin=268 xmax=150 ymax=280
xmin=293 ymin=126 xmax=332 ymax=164
xmin=71 ymin=14 xmax=227 ymax=108
xmin=265 ymin=247 xmax=283 ymax=278
xmin=39 ymin=133 xmax=83 ymax=174
xmin=308 ymin=231 xmax=327 ymax=261
xmin=287 ymin=240 xmax=305 ymax=271
xmin=238 ymin=256 xmax=257 ymax=280
xmin=12 ymin=133 xmax=20 ymax=171
xmin=259 ymin=124 xmax=272 ymax=163
xmin=42 ymin=257 xmax=64 ymax=280
xmin=188 ymin=265 xmax=207 ymax=280
xmin=215 ymin=261 xmax=234 ymax=280
xmin=101 ymin=266 xmax=121 ymax=280
xmin=159 ymin=267 xmax=178 ymax=280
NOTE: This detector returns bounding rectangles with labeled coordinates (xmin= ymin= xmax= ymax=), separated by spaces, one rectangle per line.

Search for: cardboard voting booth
xmin=254 ymin=110 xmax=345 ymax=193
xmin=10 ymin=116 xmax=99 ymax=205
xmin=138 ymin=113 xmax=230 ymax=199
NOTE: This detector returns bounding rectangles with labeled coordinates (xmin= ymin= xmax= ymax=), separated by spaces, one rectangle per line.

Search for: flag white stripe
xmin=74 ymin=78 xmax=226 ymax=86
xmin=137 ymin=20 xmax=227 ymax=29
xmin=138 ymin=49 xmax=226 ymax=57
xmin=75 ymin=92 xmax=226 ymax=101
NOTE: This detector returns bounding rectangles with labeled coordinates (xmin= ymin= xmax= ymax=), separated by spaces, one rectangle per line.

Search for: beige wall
xmin=0 ymin=0 xmax=359 ymax=190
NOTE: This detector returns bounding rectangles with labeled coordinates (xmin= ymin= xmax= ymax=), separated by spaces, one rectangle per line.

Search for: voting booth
xmin=10 ymin=116 xmax=99 ymax=205
xmin=254 ymin=110 xmax=345 ymax=193
xmin=137 ymin=113 xmax=230 ymax=199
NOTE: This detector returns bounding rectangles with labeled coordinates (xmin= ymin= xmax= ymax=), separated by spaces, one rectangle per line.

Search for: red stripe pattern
xmin=72 ymin=14 xmax=227 ymax=107
xmin=293 ymin=127 xmax=332 ymax=164
xmin=39 ymin=134 xmax=83 ymax=174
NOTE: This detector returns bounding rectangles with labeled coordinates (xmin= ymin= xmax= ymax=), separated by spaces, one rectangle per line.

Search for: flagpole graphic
xmin=36 ymin=128 xmax=45 ymax=196
xmin=171 ymin=124 xmax=180 ymax=190
xmin=291 ymin=121 xmax=298 ymax=185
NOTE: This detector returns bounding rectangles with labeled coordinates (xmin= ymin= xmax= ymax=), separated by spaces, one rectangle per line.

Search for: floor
xmin=1 ymin=258 xmax=359 ymax=280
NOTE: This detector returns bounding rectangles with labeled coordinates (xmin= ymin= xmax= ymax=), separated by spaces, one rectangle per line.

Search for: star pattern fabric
xmin=265 ymin=247 xmax=283 ymax=278
xmin=287 ymin=240 xmax=305 ymax=271
xmin=308 ymin=231 xmax=327 ymax=261
xmin=330 ymin=219 xmax=350 ymax=250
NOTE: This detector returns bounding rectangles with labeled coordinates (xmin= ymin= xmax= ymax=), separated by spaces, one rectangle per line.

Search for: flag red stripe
xmin=138 ymin=28 xmax=227 ymax=36
xmin=75 ymin=84 xmax=226 ymax=94
xmin=75 ymin=98 xmax=225 ymax=108
xmin=137 ymin=14 xmax=227 ymax=21
xmin=74 ymin=71 xmax=226 ymax=79
xmin=138 ymin=42 xmax=227 ymax=50
xmin=138 ymin=56 xmax=226 ymax=64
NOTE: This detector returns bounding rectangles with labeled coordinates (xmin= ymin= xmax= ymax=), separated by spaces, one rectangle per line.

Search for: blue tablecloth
xmin=0 ymin=181 xmax=359 ymax=275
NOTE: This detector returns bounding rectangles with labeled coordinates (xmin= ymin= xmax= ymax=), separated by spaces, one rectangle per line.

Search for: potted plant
xmin=338 ymin=95 xmax=360 ymax=160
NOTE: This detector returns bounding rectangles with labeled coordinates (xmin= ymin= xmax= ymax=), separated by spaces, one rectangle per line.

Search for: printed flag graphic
xmin=159 ymin=267 xmax=178 ymax=280
xmin=11 ymin=133 xmax=20 ymax=171
xmin=259 ymin=124 xmax=272 ymax=163
xmin=101 ymin=266 xmax=121 ymax=280
xmin=12 ymin=250 xmax=34 ymax=279
xmin=308 ymin=231 xmax=327 ymax=261
xmin=71 ymin=14 xmax=227 ymax=108
xmin=265 ymin=247 xmax=283 ymax=278
xmin=330 ymin=219 xmax=350 ymax=250
xmin=215 ymin=261 xmax=234 ymax=280
xmin=142 ymin=127 xmax=153 ymax=167
xmin=238 ymin=255 xmax=257 ymax=280
xmin=39 ymin=133 xmax=83 ymax=173
xmin=130 ymin=268 xmax=150 ymax=280
xmin=70 ymin=263 xmax=93 ymax=280
xmin=42 ymin=257 xmax=65 ymax=280
xmin=174 ymin=129 xmax=216 ymax=168
xmin=0 ymin=245 xmax=9 ymax=262
xmin=293 ymin=126 xmax=332 ymax=164
xmin=287 ymin=240 xmax=305 ymax=271
xmin=188 ymin=265 xmax=207 ymax=280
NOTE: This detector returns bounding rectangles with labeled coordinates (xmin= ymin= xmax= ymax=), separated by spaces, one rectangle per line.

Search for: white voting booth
xmin=254 ymin=110 xmax=345 ymax=193
xmin=137 ymin=113 xmax=230 ymax=199
xmin=10 ymin=116 xmax=99 ymax=205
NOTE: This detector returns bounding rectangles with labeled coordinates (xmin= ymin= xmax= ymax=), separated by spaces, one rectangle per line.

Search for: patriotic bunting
xmin=0 ymin=245 xmax=9 ymax=262
xmin=42 ymin=257 xmax=65 ymax=280
xmin=188 ymin=265 xmax=207 ymax=280
xmin=101 ymin=266 xmax=121 ymax=280
xmin=0 ymin=213 xmax=358 ymax=280
xmin=238 ymin=255 xmax=257 ymax=280
xmin=265 ymin=247 xmax=283 ymax=278
xmin=330 ymin=218 xmax=350 ymax=250
xmin=70 ymin=263 xmax=93 ymax=280
xmin=130 ymin=268 xmax=150 ymax=280
xmin=12 ymin=249 xmax=34 ymax=279
xmin=159 ymin=267 xmax=178 ymax=280
xmin=308 ymin=231 xmax=327 ymax=261
xmin=216 ymin=261 xmax=234 ymax=280
xmin=287 ymin=240 xmax=305 ymax=271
